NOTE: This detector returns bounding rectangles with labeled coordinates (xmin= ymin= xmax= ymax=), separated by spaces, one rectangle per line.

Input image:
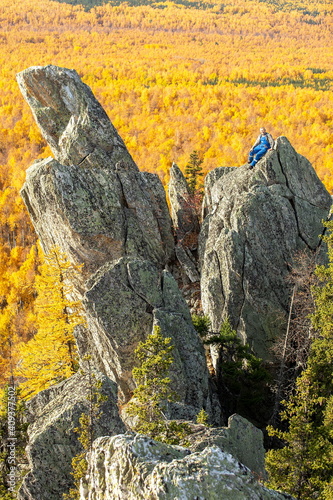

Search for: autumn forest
xmin=0 ymin=0 xmax=333 ymax=427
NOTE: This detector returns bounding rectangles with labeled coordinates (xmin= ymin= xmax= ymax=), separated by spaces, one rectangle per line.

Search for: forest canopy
xmin=0 ymin=0 xmax=333 ymax=389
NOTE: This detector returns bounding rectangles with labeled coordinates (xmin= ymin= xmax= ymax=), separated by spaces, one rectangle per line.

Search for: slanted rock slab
xmin=18 ymin=371 xmax=125 ymax=500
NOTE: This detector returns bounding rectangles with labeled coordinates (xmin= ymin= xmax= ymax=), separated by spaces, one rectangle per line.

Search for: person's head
xmin=260 ymin=127 xmax=267 ymax=134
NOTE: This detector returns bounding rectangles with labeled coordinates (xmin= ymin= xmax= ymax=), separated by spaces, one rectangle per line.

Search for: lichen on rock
xmin=79 ymin=432 xmax=294 ymax=500
xmin=17 ymin=371 xmax=125 ymax=500
xmin=199 ymin=138 xmax=331 ymax=361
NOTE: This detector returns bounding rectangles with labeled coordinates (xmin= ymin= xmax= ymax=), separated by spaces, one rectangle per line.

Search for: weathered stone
xmin=202 ymin=165 xmax=237 ymax=218
xmin=17 ymin=67 xmax=221 ymax=499
xmin=175 ymin=244 xmax=200 ymax=282
xmin=16 ymin=65 xmax=132 ymax=167
xmin=199 ymin=138 xmax=331 ymax=361
xmin=20 ymin=157 xmax=126 ymax=280
xmin=140 ymin=171 xmax=175 ymax=263
xmin=83 ymin=259 xmax=212 ymax=415
xmin=18 ymin=66 xmax=215 ymax=415
xmin=80 ymin=433 xmax=294 ymax=500
xmin=168 ymin=162 xmax=200 ymax=245
xmin=18 ymin=66 xmax=174 ymax=274
xmin=20 ymin=157 xmax=173 ymax=280
xmin=18 ymin=371 xmax=125 ymax=500
xmin=186 ymin=413 xmax=266 ymax=480
xmin=83 ymin=258 xmax=154 ymax=399
xmin=168 ymin=163 xmax=201 ymax=306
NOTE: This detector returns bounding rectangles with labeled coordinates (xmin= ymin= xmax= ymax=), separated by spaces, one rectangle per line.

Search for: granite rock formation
xmin=17 ymin=65 xmax=214 ymax=415
xmin=79 ymin=432 xmax=294 ymax=500
xmin=18 ymin=371 xmax=125 ymax=500
xmin=16 ymin=64 xmax=330 ymax=500
xmin=185 ymin=413 xmax=267 ymax=480
xmin=168 ymin=162 xmax=200 ymax=248
xmin=168 ymin=163 xmax=201 ymax=312
xmin=199 ymin=138 xmax=331 ymax=362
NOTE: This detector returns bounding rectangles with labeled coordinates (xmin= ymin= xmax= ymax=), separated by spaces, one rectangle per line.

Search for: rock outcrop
xmin=17 ymin=65 xmax=215 ymax=415
xmin=185 ymin=413 xmax=267 ymax=480
xmin=168 ymin=162 xmax=200 ymax=247
xmin=17 ymin=64 xmax=330 ymax=500
xmin=80 ymin=431 xmax=294 ymax=500
xmin=18 ymin=371 xmax=125 ymax=500
xmin=199 ymin=138 xmax=331 ymax=361
xmin=17 ymin=65 xmax=131 ymax=168
xmin=17 ymin=64 xmax=224 ymax=500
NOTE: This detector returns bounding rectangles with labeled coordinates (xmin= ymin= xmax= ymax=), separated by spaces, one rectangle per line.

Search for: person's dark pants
xmin=248 ymin=145 xmax=269 ymax=167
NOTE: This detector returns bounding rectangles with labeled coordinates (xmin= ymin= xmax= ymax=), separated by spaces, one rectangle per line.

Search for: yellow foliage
xmin=16 ymin=246 xmax=84 ymax=400
xmin=1 ymin=0 xmax=333 ymax=390
xmin=0 ymin=245 xmax=38 ymax=383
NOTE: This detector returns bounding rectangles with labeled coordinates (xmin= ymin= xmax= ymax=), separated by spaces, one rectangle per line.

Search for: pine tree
xmin=266 ymin=221 xmax=333 ymax=500
xmin=16 ymin=246 xmax=84 ymax=400
xmin=193 ymin=315 xmax=270 ymax=421
xmin=184 ymin=150 xmax=204 ymax=195
xmin=126 ymin=326 xmax=191 ymax=445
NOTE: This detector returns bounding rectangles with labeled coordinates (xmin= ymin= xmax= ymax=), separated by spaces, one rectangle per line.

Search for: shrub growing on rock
xmin=126 ymin=326 xmax=191 ymax=445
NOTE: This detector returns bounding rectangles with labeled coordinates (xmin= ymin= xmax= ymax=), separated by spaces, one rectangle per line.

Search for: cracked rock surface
xmin=199 ymin=137 xmax=331 ymax=362
xmin=18 ymin=371 xmax=125 ymax=500
xmin=79 ymin=432 xmax=294 ymax=500
xmin=18 ymin=65 xmax=214 ymax=414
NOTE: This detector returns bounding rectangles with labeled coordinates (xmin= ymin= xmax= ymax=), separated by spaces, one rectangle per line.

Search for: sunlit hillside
xmin=0 ymin=0 xmax=333 ymax=385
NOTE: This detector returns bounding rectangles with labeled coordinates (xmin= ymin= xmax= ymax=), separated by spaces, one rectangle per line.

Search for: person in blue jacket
xmin=248 ymin=127 xmax=274 ymax=169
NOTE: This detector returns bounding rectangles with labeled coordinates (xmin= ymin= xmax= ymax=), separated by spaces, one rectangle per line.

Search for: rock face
xmin=186 ymin=413 xmax=267 ymax=480
xmin=17 ymin=65 xmax=131 ymax=168
xmin=168 ymin=163 xmax=201 ymax=314
xmin=168 ymin=162 xmax=200 ymax=247
xmin=18 ymin=66 xmax=174 ymax=278
xmin=83 ymin=261 xmax=210 ymax=408
xmin=17 ymin=65 xmax=214 ymax=414
xmin=18 ymin=371 xmax=125 ymax=500
xmin=80 ymin=431 xmax=294 ymax=500
xmin=199 ymin=138 xmax=331 ymax=361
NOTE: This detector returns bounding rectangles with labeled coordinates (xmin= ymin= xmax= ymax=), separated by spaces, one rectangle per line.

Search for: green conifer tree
xmin=184 ymin=150 xmax=204 ymax=195
xmin=196 ymin=408 xmax=210 ymax=426
xmin=193 ymin=315 xmax=270 ymax=420
xmin=126 ymin=326 xmax=191 ymax=445
xmin=266 ymin=220 xmax=333 ymax=500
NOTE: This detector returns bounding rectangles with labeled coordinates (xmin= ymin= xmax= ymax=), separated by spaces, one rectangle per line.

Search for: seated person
xmin=248 ymin=127 xmax=274 ymax=168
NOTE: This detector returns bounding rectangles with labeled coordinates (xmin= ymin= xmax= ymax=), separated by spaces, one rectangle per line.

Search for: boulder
xmin=186 ymin=413 xmax=266 ymax=480
xmin=18 ymin=371 xmax=125 ymax=500
xmin=79 ymin=432 xmax=294 ymax=500
xmin=83 ymin=258 xmax=211 ymax=410
xmin=199 ymin=138 xmax=331 ymax=361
